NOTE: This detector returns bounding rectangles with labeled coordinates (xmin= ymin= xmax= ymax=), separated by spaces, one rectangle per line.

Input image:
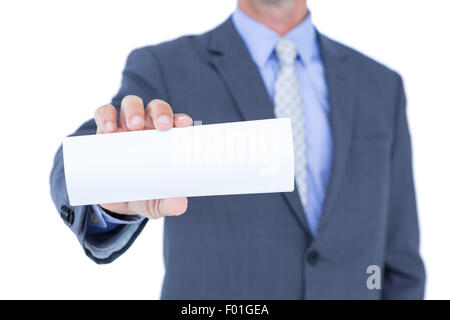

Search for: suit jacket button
xmin=60 ymin=205 xmax=74 ymax=225
xmin=307 ymin=250 xmax=320 ymax=266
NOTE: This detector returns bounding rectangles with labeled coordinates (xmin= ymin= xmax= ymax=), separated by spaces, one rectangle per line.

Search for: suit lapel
xmin=316 ymin=34 xmax=358 ymax=234
xmin=208 ymin=18 xmax=274 ymax=121
xmin=208 ymin=18 xmax=311 ymax=234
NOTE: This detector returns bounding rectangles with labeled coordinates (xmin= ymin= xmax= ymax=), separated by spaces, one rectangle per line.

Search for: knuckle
xmin=150 ymin=99 xmax=172 ymax=112
xmin=123 ymin=96 xmax=144 ymax=111
xmin=95 ymin=104 xmax=115 ymax=118
xmin=143 ymin=200 xmax=160 ymax=219
xmin=123 ymin=95 xmax=142 ymax=103
xmin=94 ymin=105 xmax=105 ymax=116
xmin=155 ymin=199 xmax=165 ymax=218
xmin=143 ymin=200 xmax=152 ymax=217
xmin=150 ymin=98 xmax=166 ymax=105
xmin=179 ymin=113 xmax=193 ymax=121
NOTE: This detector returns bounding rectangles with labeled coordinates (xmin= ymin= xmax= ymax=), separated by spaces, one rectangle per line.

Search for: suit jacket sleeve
xmin=50 ymin=47 xmax=169 ymax=264
xmin=382 ymin=74 xmax=426 ymax=299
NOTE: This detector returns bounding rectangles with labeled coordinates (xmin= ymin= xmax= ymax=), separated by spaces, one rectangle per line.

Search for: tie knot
xmin=275 ymin=38 xmax=297 ymax=67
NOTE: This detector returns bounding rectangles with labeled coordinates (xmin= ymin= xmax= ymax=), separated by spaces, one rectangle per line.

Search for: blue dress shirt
xmin=88 ymin=8 xmax=333 ymax=236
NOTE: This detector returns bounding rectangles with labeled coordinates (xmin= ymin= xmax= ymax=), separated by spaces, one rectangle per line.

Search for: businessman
xmin=50 ymin=0 xmax=425 ymax=299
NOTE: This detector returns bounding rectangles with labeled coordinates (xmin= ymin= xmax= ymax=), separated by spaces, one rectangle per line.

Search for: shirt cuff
xmin=87 ymin=205 xmax=144 ymax=234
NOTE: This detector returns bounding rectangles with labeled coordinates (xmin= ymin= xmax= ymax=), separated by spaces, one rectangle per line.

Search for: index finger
xmin=94 ymin=104 xmax=117 ymax=134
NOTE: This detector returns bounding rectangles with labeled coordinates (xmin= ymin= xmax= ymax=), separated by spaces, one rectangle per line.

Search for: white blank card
xmin=63 ymin=118 xmax=294 ymax=205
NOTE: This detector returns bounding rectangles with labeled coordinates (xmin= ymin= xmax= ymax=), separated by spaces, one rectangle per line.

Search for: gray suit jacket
xmin=50 ymin=18 xmax=425 ymax=299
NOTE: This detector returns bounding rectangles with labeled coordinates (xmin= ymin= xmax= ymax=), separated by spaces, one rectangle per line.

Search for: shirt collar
xmin=231 ymin=7 xmax=318 ymax=68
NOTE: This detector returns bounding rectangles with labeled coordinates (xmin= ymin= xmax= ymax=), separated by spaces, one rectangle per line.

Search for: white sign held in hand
xmin=63 ymin=118 xmax=294 ymax=206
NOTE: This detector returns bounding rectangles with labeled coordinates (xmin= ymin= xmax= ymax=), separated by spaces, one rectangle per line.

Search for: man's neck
xmin=238 ymin=0 xmax=308 ymax=36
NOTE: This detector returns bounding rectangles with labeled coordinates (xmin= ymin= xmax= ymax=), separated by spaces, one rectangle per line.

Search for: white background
xmin=0 ymin=0 xmax=449 ymax=299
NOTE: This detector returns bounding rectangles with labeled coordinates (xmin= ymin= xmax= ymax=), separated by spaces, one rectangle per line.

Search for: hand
xmin=94 ymin=95 xmax=192 ymax=219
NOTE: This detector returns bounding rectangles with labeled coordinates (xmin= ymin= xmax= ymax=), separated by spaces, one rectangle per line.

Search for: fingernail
xmin=104 ymin=121 xmax=115 ymax=132
xmin=130 ymin=115 xmax=144 ymax=127
xmin=158 ymin=115 xmax=171 ymax=125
